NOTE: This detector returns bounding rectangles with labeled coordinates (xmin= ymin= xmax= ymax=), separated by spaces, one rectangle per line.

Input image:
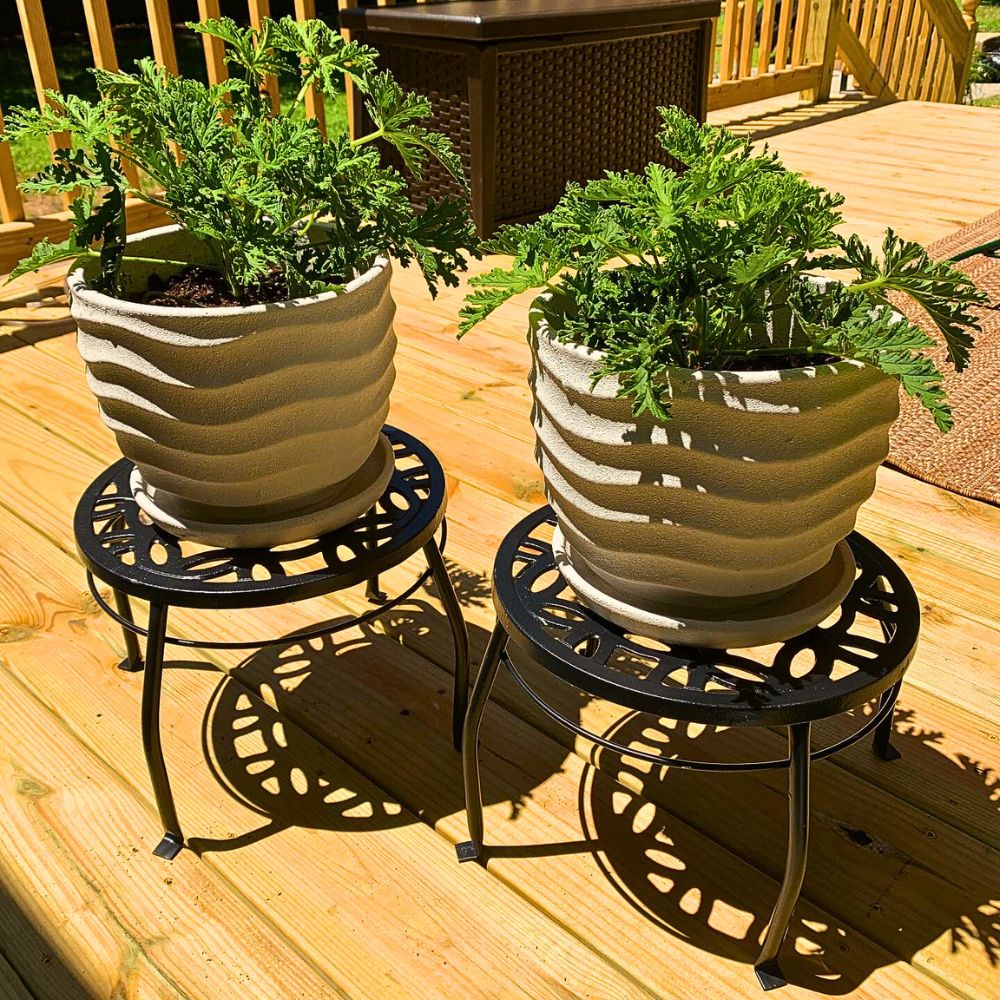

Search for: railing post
xmin=800 ymin=0 xmax=843 ymax=103
xmin=0 ymin=106 xmax=25 ymax=224
xmin=956 ymin=0 xmax=983 ymax=102
xmin=340 ymin=0 xmax=361 ymax=140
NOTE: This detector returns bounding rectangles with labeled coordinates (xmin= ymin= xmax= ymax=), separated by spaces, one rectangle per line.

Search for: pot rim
xmin=68 ymin=223 xmax=390 ymax=319
xmin=530 ymin=289 xmax=870 ymax=385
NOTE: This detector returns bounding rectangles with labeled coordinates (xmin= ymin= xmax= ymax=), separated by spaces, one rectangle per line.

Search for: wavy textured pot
xmin=529 ymin=294 xmax=900 ymax=647
xmin=70 ymin=225 xmax=396 ymax=548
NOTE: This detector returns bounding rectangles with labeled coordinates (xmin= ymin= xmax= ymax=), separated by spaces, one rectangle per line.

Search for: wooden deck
xmin=0 ymin=100 xmax=997 ymax=999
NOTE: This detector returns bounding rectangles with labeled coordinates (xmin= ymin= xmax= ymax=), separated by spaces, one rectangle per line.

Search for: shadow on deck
xmin=181 ymin=559 xmax=999 ymax=996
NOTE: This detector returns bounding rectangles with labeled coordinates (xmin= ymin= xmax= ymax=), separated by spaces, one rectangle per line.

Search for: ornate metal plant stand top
xmin=75 ymin=425 xmax=469 ymax=862
xmin=457 ymin=507 xmax=920 ymax=991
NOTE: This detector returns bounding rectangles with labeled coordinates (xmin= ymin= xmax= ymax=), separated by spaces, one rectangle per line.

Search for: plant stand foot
xmin=873 ymin=739 xmax=902 ymax=762
xmin=455 ymin=841 xmax=480 ymax=863
xmin=754 ymin=960 xmax=787 ymax=991
xmin=153 ymin=833 xmax=184 ymax=860
xmin=365 ymin=576 xmax=388 ymax=604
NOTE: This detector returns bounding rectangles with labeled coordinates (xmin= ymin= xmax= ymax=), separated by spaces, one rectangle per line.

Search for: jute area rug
xmin=886 ymin=209 xmax=1000 ymax=506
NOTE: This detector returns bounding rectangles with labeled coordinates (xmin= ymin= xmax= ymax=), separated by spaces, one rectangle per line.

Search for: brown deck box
xmin=340 ymin=0 xmax=721 ymax=235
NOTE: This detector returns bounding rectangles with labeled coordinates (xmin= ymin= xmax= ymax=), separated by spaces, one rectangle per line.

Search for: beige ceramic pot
xmin=529 ymin=293 xmax=900 ymax=647
xmin=70 ymin=225 xmax=396 ymax=548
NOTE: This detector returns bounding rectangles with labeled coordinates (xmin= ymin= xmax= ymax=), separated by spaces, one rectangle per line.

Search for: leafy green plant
xmin=3 ymin=17 xmax=477 ymax=301
xmin=460 ymin=108 xmax=984 ymax=431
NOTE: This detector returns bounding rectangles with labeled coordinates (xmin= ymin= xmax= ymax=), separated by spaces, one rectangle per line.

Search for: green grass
xmin=977 ymin=1 xmax=1000 ymax=33
xmin=1 ymin=27 xmax=348 ymax=188
xmin=973 ymin=93 xmax=1000 ymax=106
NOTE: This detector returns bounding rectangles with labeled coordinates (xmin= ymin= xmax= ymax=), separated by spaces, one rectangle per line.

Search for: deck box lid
xmin=339 ymin=0 xmax=721 ymax=42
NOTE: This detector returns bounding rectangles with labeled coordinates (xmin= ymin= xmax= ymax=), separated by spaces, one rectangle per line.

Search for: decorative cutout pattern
xmin=495 ymin=508 xmax=920 ymax=726
xmin=75 ymin=425 xmax=446 ymax=608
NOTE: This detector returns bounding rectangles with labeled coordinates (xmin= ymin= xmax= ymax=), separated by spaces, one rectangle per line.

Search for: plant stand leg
xmin=755 ymin=722 xmax=811 ymax=991
xmin=872 ymin=682 xmax=902 ymax=761
xmin=456 ymin=623 xmax=506 ymax=863
xmin=113 ymin=589 xmax=144 ymax=672
xmin=423 ymin=537 xmax=471 ymax=750
xmin=141 ymin=602 xmax=184 ymax=860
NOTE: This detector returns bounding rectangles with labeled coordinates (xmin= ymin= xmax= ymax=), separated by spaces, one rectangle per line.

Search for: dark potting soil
xmin=138 ymin=266 xmax=290 ymax=307
xmin=718 ymin=352 xmax=842 ymax=371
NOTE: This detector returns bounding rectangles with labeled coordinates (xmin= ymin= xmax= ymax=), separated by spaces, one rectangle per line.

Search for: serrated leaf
xmin=6 ymin=238 xmax=86 ymax=283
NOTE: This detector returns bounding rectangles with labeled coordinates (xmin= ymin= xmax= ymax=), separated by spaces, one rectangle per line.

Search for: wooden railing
xmin=708 ymin=0 xmax=841 ymax=110
xmin=0 ymin=0 xmax=329 ymax=274
xmin=837 ymin=0 xmax=983 ymax=102
xmin=0 ymin=0 xmax=985 ymax=274
xmin=706 ymin=0 xmax=984 ymax=110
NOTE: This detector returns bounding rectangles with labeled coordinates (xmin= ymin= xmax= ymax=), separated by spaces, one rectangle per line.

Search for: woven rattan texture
xmin=373 ymin=43 xmax=473 ymax=206
xmin=493 ymin=27 xmax=703 ymax=224
xmin=886 ymin=210 xmax=1000 ymax=506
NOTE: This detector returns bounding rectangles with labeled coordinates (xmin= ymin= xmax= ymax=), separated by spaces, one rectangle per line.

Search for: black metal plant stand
xmin=457 ymin=507 xmax=920 ymax=991
xmin=75 ymin=426 xmax=469 ymax=862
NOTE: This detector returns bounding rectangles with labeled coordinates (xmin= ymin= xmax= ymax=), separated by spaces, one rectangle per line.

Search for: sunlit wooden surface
xmin=0 ymin=100 xmax=997 ymax=999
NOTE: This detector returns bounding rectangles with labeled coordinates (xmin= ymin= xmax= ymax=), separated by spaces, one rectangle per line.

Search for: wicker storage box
xmin=340 ymin=0 xmax=720 ymax=235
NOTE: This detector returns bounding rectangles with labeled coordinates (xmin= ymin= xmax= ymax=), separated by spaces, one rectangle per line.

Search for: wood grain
xmin=0 ymin=98 xmax=998 ymax=1000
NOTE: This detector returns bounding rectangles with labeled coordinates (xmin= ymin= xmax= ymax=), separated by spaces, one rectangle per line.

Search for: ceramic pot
xmin=529 ymin=293 xmax=900 ymax=647
xmin=70 ymin=225 xmax=396 ymax=547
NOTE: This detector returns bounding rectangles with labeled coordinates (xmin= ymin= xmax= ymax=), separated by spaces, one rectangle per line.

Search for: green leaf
xmin=460 ymin=109 xmax=979 ymax=427
xmin=361 ymin=72 xmax=466 ymax=186
xmin=879 ymin=351 xmax=952 ymax=432
xmin=6 ymin=237 xmax=87 ymax=283
xmin=459 ymin=259 xmax=554 ymax=334
xmin=844 ymin=229 xmax=985 ymax=371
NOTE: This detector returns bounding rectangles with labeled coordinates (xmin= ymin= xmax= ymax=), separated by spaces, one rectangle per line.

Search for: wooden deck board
xmin=0 ymin=100 xmax=997 ymax=998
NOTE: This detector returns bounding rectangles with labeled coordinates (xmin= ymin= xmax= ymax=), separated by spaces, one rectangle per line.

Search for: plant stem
xmin=83 ymin=250 xmax=204 ymax=270
xmin=848 ymin=277 xmax=885 ymax=294
xmin=351 ymin=127 xmax=384 ymax=148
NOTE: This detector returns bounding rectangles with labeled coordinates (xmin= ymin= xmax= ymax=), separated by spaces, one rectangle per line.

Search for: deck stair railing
xmin=708 ymin=0 xmax=983 ymax=109
xmin=836 ymin=0 xmax=984 ymax=102
xmin=0 ymin=0 xmax=985 ymax=274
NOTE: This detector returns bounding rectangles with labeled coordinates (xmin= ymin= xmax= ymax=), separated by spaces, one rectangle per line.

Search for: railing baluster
xmin=791 ymin=0 xmax=812 ymax=67
xmin=757 ymin=0 xmax=777 ymax=74
xmin=197 ymin=0 xmax=229 ymax=86
xmin=14 ymin=1 xmax=70 ymax=161
xmin=146 ymin=0 xmax=180 ymax=76
xmin=738 ymin=0 xmax=757 ymax=78
xmin=0 ymin=106 xmax=25 ymax=223
xmin=900 ymin=5 xmax=927 ymax=98
xmin=719 ymin=0 xmax=739 ymax=81
xmin=878 ymin=0 xmax=903 ymax=82
xmin=295 ymin=0 xmax=326 ymax=135
xmin=339 ymin=0 xmax=360 ymax=137
xmin=888 ymin=0 xmax=916 ymax=92
xmin=83 ymin=0 xmax=140 ymax=188
xmin=774 ymin=0 xmax=794 ymax=70
xmin=248 ymin=0 xmax=282 ymax=114
xmin=858 ymin=0 xmax=877 ymax=47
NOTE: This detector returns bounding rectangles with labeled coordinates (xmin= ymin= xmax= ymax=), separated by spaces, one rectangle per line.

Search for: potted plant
xmin=4 ymin=17 xmax=476 ymax=547
xmin=460 ymin=108 xmax=984 ymax=647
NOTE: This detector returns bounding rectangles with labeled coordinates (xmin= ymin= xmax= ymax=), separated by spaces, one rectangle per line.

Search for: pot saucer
xmin=131 ymin=433 xmax=395 ymax=548
xmin=552 ymin=526 xmax=856 ymax=649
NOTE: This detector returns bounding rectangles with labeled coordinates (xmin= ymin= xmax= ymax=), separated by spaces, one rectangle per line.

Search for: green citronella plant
xmin=3 ymin=16 xmax=477 ymax=301
xmin=460 ymin=107 xmax=985 ymax=431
